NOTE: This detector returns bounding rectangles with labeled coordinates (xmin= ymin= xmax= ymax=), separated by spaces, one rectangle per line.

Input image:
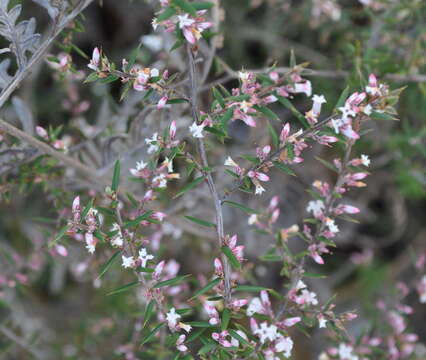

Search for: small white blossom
xmin=325 ymin=218 xmax=339 ymax=233
xmin=138 ymin=248 xmax=154 ymax=267
xmin=253 ymin=322 xmax=278 ymax=343
xmin=122 ymin=255 xmax=135 ymax=268
xmin=145 ymin=133 xmax=159 ymax=154
xmin=189 ymin=122 xmax=205 ymax=138
xmin=224 ymin=156 xmax=238 ymax=167
xmin=177 ymin=14 xmax=195 ymax=28
xmin=338 ymin=343 xmax=359 ymax=360
xmin=312 ymin=94 xmax=326 ymax=116
xmin=153 ymin=173 xmax=167 ymax=188
xmin=275 ymin=336 xmax=294 ymax=358
xmin=307 ymin=200 xmax=325 ymax=217
xmin=248 ymin=214 xmax=258 ymax=225
xmin=361 ymin=154 xmax=370 ymax=167
xmin=246 ymin=297 xmax=263 ymax=316
xmin=363 ymin=104 xmax=373 ymax=115
xmin=166 ymin=307 xmax=181 ymax=329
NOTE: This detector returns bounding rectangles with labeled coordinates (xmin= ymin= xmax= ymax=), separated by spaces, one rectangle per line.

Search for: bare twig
xmin=0 ymin=325 xmax=44 ymax=360
xmin=186 ymin=44 xmax=232 ymax=306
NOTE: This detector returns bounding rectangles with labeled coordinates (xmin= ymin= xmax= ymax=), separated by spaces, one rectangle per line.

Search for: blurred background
xmin=0 ymin=0 xmax=425 ymax=359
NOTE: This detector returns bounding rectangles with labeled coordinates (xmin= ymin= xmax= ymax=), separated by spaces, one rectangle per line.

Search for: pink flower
xmin=204 ymin=302 xmax=220 ymax=325
xmin=176 ymin=334 xmax=187 ymax=352
xmin=157 ymin=95 xmax=168 ymax=109
xmin=247 ymin=170 xmax=269 ymax=182
xmin=36 ymin=126 xmax=48 ymax=140
xmin=280 ymin=123 xmax=290 ymax=142
xmin=169 ymin=120 xmax=177 ymax=140
xmin=293 ymin=80 xmax=312 ymax=97
xmin=212 ymin=331 xmax=232 ymax=348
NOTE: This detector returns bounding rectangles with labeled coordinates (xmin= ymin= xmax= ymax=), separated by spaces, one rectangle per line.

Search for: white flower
xmin=360 ymin=154 xmax=370 ymax=167
xmin=163 ymin=157 xmax=173 ymax=173
xmin=275 ymin=336 xmax=293 ymax=358
xmin=325 ymin=218 xmax=339 ymax=233
xmin=312 ymin=94 xmax=326 ymax=116
xmin=111 ymin=234 xmax=124 ymax=247
xmin=363 ymin=104 xmax=373 ymax=115
xmin=318 ymin=316 xmax=327 ymax=328
xmin=331 ymin=118 xmax=343 ymax=134
xmin=145 ymin=133 xmax=159 ymax=154
xmin=253 ymin=322 xmax=278 ymax=343
xmin=224 ymin=156 xmax=238 ymax=167
xmin=139 ymin=248 xmax=154 ymax=267
xmin=166 ymin=307 xmax=181 ymax=329
xmin=338 ymin=343 xmax=358 ymax=360
xmin=238 ymin=71 xmax=250 ymax=82
xmin=122 ymin=255 xmax=135 ymax=268
xmin=294 ymin=81 xmax=312 ymax=97
xmin=86 ymin=243 xmax=96 ymax=254
xmin=248 ymin=214 xmax=258 ymax=225
xmin=295 ymin=280 xmax=307 ymax=290
xmin=246 ymin=297 xmax=263 ymax=316
xmin=177 ymin=14 xmax=195 ymax=28
xmin=189 ymin=122 xmax=205 ymax=138
xmin=150 ymin=68 xmax=159 ymax=77
xmin=255 ymin=183 xmax=265 ymax=195
xmin=299 ymin=289 xmax=318 ymax=305
xmin=153 ymin=173 xmax=167 ymax=188
xmin=306 ymin=200 xmax=325 ymax=217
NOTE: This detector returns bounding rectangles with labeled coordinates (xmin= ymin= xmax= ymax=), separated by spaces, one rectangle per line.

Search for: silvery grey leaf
xmin=0 ymin=59 xmax=12 ymax=91
xmin=31 ymin=0 xmax=67 ymax=20
xmin=12 ymin=96 xmax=34 ymax=135
xmin=0 ymin=1 xmax=41 ymax=66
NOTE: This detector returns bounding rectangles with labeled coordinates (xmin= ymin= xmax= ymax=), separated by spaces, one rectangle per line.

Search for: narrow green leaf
xmin=273 ymin=161 xmax=296 ymax=176
xmin=153 ymin=275 xmax=190 ymax=289
xmin=314 ymin=156 xmax=337 ymax=172
xmin=173 ymin=0 xmax=196 ymax=16
xmin=188 ymin=321 xmax=215 ymax=328
xmin=184 ymin=215 xmax=216 ymax=228
xmin=189 ymin=277 xmax=221 ymax=300
xmin=221 ymin=308 xmax=231 ymax=331
xmin=143 ymin=300 xmax=156 ymax=328
xmin=111 ymin=160 xmax=121 ymax=192
xmin=124 ymin=210 xmax=155 ymax=228
xmin=335 ymin=85 xmax=350 ymax=111
xmin=234 ymin=285 xmax=269 ymax=292
xmin=174 ymin=176 xmax=206 ymax=199
xmin=212 ymin=87 xmax=225 ymax=108
xmin=277 ymin=95 xmax=309 ymax=128
xmin=221 ymin=246 xmax=241 ymax=270
xmin=220 ymin=108 xmax=233 ymax=128
xmin=141 ymin=323 xmax=165 ymax=345
xmin=107 ymin=280 xmax=139 ymax=296
xmin=267 ymin=122 xmax=279 ymax=148
xmin=223 ymin=200 xmax=258 ymax=214
xmin=198 ymin=343 xmax=217 ymax=355
xmin=157 ymin=6 xmax=176 ymax=22
xmin=370 ymin=111 xmax=397 ymax=121
xmin=192 ymin=1 xmax=214 ymax=10
xmin=100 ymin=74 xmax=119 ymax=84
xmin=52 ymin=224 xmax=70 ymax=246
xmin=84 ymin=72 xmax=98 ymax=83
xmin=303 ymin=272 xmax=326 ymax=278
xmin=254 ymin=105 xmax=279 ymax=121
xmin=98 ymin=250 xmax=121 ymax=279
xmin=229 ymin=329 xmax=250 ymax=346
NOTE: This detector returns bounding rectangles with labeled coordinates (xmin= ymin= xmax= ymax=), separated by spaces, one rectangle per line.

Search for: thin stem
xmin=0 ymin=326 xmax=44 ymax=360
xmin=186 ymin=44 xmax=232 ymax=306
xmin=0 ymin=117 xmax=106 ymax=188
